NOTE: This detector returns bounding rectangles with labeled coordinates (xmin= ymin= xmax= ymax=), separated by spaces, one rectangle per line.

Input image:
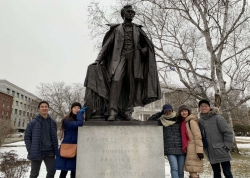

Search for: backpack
xmin=188 ymin=120 xmax=208 ymax=148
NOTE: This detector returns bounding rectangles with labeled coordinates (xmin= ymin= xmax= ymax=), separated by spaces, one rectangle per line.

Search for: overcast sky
xmin=0 ymin=0 xmax=114 ymax=95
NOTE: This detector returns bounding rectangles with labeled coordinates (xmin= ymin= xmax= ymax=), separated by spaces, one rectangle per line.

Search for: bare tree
xmin=87 ymin=0 xmax=250 ymax=151
xmin=36 ymin=82 xmax=85 ymax=120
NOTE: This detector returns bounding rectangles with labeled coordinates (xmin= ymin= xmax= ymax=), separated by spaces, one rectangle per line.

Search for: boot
xmin=107 ymin=110 xmax=117 ymax=121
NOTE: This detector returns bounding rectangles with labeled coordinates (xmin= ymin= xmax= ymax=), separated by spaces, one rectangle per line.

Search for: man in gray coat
xmin=198 ymin=99 xmax=233 ymax=178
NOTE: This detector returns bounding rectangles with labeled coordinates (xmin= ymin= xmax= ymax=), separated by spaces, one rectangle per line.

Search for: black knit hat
xmin=178 ymin=105 xmax=191 ymax=114
xmin=162 ymin=104 xmax=173 ymax=113
xmin=198 ymin=99 xmax=210 ymax=107
xmin=71 ymin=102 xmax=81 ymax=110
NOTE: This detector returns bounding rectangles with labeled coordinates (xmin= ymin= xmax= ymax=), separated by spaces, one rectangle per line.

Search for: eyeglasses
xmin=200 ymin=105 xmax=210 ymax=108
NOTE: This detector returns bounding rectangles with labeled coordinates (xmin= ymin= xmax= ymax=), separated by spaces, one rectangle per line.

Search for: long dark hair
xmin=60 ymin=111 xmax=75 ymax=131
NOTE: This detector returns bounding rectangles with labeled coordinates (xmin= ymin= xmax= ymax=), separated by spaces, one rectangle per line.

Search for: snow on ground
xmin=0 ymin=137 xmax=250 ymax=178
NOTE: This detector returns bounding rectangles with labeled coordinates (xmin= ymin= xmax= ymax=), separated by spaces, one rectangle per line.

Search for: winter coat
xmin=24 ymin=114 xmax=58 ymax=160
xmin=199 ymin=108 xmax=233 ymax=164
xmin=148 ymin=112 xmax=184 ymax=155
xmin=54 ymin=111 xmax=84 ymax=171
xmin=184 ymin=114 xmax=203 ymax=173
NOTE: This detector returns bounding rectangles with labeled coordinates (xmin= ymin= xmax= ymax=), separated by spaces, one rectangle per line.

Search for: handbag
xmin=60 ymin=143 xmax=77 ymax=158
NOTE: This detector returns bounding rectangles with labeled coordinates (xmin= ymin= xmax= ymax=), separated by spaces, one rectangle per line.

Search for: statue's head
xmin=121 ymin=5 xmax=135 ymax=20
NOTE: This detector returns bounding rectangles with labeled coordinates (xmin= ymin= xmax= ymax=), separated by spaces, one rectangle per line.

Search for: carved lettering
xmin=86 ymin=137 xmax=155 ymax=143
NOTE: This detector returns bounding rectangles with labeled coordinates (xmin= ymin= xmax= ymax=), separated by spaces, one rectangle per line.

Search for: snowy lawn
xmin=1 ymin=137 xmax=250 ymax=178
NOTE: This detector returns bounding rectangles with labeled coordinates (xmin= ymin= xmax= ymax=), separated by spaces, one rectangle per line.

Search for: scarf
xmin=160 ymin=111 xmax=177 ymax=127
xmin=180 ymin=117 xmax=189 ymax=153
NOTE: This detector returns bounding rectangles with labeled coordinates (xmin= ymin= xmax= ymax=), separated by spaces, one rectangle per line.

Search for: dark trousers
xmin=30 ymin=155 xmax=56 ymax=178
xmin=109 ymin=50 xmax=135 ymax=115
xmin=211 ymin=161 xmax=233 ymax=178
xmin=59 ymin=170 xmax=76 ymax=178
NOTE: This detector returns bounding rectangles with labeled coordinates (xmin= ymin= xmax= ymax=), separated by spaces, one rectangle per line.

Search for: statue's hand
xmin=91 ymin=60 xmax=100 ymax=65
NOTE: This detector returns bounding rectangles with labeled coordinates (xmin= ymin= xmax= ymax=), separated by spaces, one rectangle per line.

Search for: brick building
xmin=0 ymin=79 xmax=41 ymax=130
xmin=0 ymin=91 xmax=13 ymax=120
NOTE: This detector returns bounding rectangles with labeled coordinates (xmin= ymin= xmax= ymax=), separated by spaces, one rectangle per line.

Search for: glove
xmin=223 ymin=146 xmax=230 ymax=152
xmin=79 ymin=106 xmax=87 ymax=114
xmin=197 ymin=153 xmax=204 ymax=160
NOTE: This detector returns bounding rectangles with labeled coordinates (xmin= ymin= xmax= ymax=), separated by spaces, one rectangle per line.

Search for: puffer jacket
xmin=199 ymin=108 xmax=233 ymax=164
xmin=54 ymin=111 xmax=84 ymax=171
xmin=148 ymin=112 xmax=184 ymax=155
xmin=184 ymin=114 xmax=203 ymax=173
xmin=24 ymin=114 xmax=58 ymax=160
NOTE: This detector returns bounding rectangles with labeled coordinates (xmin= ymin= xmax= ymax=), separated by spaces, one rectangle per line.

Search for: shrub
xmin=0 ymin=150 xmax=30 ymax=178
xmin=234 ymin=124 xmax=248 ymax=136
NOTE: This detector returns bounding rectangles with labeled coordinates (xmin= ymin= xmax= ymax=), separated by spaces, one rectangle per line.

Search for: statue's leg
xmin=124 ymin=51 xmax=135 ymax=121
xmin=107 ymin=56 xmax=126 ymax=121
xmin=108 ymin=81 xmax=123 ymax=120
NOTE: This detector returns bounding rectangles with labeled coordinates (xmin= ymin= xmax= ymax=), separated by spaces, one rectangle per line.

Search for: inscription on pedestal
xmin=76 ymin=125 xmax=164 ymax=178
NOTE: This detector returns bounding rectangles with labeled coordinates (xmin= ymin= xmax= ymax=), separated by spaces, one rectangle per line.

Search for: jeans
xmin=167 ymin=154 xmax=185 ymax=178
xmin=30 ymin=155 xmax=56 ymax=178
xmin=211 ymin=161 xmax=233 ymax=178
xmin=59 ymin=170 xmax=76 ymax=178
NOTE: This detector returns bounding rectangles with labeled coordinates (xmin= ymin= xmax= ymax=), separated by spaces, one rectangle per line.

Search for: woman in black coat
xmin=148 ymin=104 xmax=185 ymax=178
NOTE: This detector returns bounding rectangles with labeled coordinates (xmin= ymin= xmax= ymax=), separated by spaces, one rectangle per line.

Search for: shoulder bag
xmin=60 ymin=143 xmax=77 ymax=158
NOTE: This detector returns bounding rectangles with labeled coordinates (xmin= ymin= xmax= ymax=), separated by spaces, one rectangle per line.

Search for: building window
xmin=20 ymin=102 xmax=23 ymax=108
xmin=1 ymin=111 xmax=4 ymax=119
xmin=6 ymin=112 xmax=8 ymax=119
xmin=23 ymin=111 xmax=26 ymax=116
xmin=24 ymin=104 xmax=26 ymax=109
xmin=16 ymin=101 xmax=18 ymax=106
xmin=2 ymin=99 xmax=5 ymax=108
xmin=12 ymin=91 xmax=15 ymax=96
xmin=16 ymin=93 xmax=19 ymax=98
xmin=22 ymin=121 xmax=24 ymax=127
xmin=25 ymin=96 xmax=27 ymax=101
xmin=15 ymin=109 xmax=17 ymax=114
xmin=21 ymin=94 xmax=24 ymax=100
xmin=18 ymin=120 xmax=20 ymax=127
xmin=19 ymin=110 xmax=22 ymax=115
xmin=14 ymin=119 xmax=16 ymax=126
xmin=7 ymin=88 xmax=10 ymax=94
xmin=27 ymin=112 xmax=29 ymax=117
xmin=7 ymin=101 xmax=10 ymax=109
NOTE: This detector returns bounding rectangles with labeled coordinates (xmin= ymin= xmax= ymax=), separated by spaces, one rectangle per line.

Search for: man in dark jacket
xmin=25 ymin=101 xmax=58 ymax=178
xmin=198 ymin=99 xmax=233 ymax=178
xmin=85 ymin=4 xmax=161 ymax=121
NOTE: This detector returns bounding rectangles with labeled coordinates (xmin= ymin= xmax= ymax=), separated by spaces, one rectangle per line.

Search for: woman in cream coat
xmin=177 ymin=105 xmax=203 ymax=178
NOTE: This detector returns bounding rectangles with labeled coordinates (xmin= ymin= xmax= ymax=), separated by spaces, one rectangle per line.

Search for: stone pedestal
xmin=76 ymin=121 xmax=164 ymax=178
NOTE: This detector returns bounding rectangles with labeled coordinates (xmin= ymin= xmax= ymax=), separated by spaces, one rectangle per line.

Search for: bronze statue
xmin=84 ymin=5 xmax=161 ymax=121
